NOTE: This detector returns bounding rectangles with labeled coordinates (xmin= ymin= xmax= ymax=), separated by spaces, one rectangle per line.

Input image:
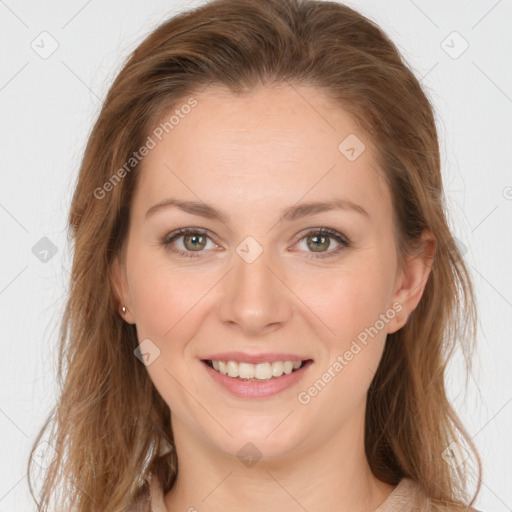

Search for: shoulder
xmin=377 ymin=478 xmax=486 ymax=512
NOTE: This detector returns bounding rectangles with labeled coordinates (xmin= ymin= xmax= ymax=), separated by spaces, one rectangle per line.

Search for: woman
xmin=28 ymin=0 xmax=483 ymax=510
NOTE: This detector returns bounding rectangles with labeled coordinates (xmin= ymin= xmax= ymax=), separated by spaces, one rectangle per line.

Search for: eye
xmin=161 ymin=227 xmax=351 ymax=260
xmin=293 ymin=228 xmax=351 ymax=260
xmin=161 ymin=228 xmax=217 ymax=259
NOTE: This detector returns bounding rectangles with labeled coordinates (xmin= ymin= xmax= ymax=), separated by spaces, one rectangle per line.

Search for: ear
xmin=387 ymin=230 xmax=436 ymax=334
xmin=110 ymin=254 xmax=136 ymax=324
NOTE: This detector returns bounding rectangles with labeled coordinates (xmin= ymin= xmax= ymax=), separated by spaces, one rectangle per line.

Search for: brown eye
xmin=295 ymin=228 xmax=351 ymax=260
xmin=306 ymin=233 xmax=330 ymax=252
xmin=182 ymin=233 xmax=207 ymax=251
xmin=161 ymin=228 xmax=215 ymax=259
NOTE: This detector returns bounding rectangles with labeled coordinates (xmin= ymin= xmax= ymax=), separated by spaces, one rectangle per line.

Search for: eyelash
xmin=160 ymin=227 xmax=351 ymax=260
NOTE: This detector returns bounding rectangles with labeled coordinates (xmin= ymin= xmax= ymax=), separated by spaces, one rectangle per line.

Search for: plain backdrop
xmin=0 ymin=1 xmax=511 ymax=511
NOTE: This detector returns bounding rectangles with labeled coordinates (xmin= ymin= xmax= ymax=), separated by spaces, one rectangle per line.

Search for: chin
xmin=204 ymin=419 xmax=304 ymax=462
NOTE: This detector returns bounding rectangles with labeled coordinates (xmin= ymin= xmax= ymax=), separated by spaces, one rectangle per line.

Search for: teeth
xmin=210 ymin=360 xmax=303 ymax=380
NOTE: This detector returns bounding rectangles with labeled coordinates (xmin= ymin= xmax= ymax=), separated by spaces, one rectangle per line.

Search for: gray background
xmin=0 ymin=0 xmax=511 ymax=510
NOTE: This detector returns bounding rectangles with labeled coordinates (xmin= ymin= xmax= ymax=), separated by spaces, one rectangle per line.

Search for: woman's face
xmin=113 ymin=83 xmax=430 ymax=461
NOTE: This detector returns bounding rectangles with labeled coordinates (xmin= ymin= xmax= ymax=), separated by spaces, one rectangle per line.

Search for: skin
xmin=112 ymin=83 xmax=435 ymax=512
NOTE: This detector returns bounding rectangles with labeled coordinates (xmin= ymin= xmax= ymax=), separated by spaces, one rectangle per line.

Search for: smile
xmin=206 ymin=359 xmax=304 ymax=381
xmin=201 ymin=359 xmax=314 ymax=398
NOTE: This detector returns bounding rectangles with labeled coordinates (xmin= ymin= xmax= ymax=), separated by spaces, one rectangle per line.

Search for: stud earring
xmin=121 ymin=306 xmax=127 ymax=314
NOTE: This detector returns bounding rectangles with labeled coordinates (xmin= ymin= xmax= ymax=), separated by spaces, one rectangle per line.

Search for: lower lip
xmin=201 ymin=360 xmax=313 ymax=398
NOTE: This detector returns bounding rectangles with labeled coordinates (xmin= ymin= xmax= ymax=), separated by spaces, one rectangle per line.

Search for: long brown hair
xmin=28 ymin=0 xmax=482 ymax=510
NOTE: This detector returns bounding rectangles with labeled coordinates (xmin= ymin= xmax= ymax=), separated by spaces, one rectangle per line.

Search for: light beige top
xmin=140 ymin=473 xmax=481 ymax=512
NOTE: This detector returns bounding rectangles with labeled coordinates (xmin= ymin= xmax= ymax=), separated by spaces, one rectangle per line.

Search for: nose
xmin=216 ymin=239 xmax=293 ymax=336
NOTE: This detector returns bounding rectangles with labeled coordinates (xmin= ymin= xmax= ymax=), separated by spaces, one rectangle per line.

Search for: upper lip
xmin=201 ymin=352 xmax=313 ymax=364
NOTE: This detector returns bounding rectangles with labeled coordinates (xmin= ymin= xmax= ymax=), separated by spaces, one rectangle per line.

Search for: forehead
xmin=132 ymin=83 xmax=390 ymax=223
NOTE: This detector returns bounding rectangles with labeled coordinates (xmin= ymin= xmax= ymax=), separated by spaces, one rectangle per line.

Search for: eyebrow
xmin=145 ymin=197 xmax=369 ymax=223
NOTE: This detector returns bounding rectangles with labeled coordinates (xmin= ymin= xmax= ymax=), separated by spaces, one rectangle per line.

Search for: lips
xmin=200 ymin=356 xmax=314 ymax=398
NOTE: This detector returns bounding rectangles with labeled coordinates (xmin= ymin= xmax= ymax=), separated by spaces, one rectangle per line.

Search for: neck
xmin=163 ymin=407 xmax=396 ymax=512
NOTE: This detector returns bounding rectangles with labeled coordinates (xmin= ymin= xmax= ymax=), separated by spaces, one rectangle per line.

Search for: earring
xmin=121 ymin=306 xmax=127 ymax=314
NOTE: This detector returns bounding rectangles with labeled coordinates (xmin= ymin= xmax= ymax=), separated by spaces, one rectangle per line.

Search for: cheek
xmin=127 ymin=249 xmax=202 ymax=341
xmin=128 ymin=260 xmax=209 ymax=408
xmin=296 ymin=253 xmax=394 ymax=401
xmin=299 ymin=268 xmax=391 ymax=426
xmin=295 ymin=261 xmax=393 ymax=342
xmin=132 ymin=276 xmax=182 ymax=340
